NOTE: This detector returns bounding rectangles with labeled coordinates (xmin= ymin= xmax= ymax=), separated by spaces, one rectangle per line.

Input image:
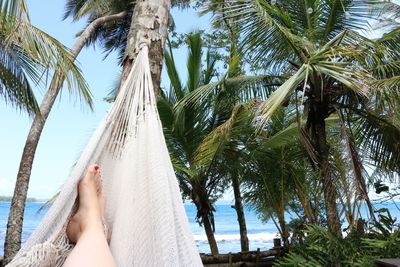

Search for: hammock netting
xmin=7 ymin=46 xmax=203 ymax=267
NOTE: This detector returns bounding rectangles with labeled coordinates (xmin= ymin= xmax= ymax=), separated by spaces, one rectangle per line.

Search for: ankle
xmin=80 ymin=220 xmax=105 ymax=238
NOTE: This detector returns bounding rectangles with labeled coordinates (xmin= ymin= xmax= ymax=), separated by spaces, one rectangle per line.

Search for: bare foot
xmin=67 ymin=164 xmax=104 ymax=244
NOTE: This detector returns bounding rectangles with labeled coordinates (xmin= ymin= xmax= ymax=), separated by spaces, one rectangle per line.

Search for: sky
xmin=0 ymin=1 xmax=213 ymax=199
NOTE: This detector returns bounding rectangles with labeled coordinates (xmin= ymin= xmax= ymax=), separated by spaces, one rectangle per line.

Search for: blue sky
xmin=0 ymin=1 xmax=212 ymax=199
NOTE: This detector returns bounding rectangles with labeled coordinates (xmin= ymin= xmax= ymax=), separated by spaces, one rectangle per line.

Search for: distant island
xmin=0 ymin=196 xmax=43 ymax=202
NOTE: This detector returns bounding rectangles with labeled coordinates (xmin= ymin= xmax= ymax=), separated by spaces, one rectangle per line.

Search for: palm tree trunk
xmin=121 ymin=0 xmax=170 ymax=93
xmin=295 ymin=190 xmax=315 ymax=223
xmin=315 ymin=120 xmax=341 ymax=234
xmin=3 ymin=11 xmax=127 ymax=263
xmin=232 ymin=175 xmax=249 ymax=252
xmin=192 ymin=184 xmax=219 ymax=256
xmin=202 ymin=214 xmax=219 ymax=255
xmin=276 ymin=211 xmax=290 ymax=249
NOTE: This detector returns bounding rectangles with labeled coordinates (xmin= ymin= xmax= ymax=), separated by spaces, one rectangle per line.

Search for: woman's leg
xmin=63 ymin=164 xmax=116 ymax=267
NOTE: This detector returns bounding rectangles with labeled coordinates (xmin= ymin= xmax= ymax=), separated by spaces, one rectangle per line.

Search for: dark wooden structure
xmin=201 ymin=239 xmax=283 ymax=266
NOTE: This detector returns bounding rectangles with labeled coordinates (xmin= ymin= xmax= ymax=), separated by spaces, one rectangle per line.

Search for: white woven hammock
xmin=8 ymin=46 xmax=203 ymax=267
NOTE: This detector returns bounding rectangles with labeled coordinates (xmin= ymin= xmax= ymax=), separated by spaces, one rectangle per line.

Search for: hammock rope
xmin=8 ymin=46 xmax=203 ymax=267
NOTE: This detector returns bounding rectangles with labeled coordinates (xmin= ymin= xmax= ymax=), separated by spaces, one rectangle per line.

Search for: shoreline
xmin=0 ymin=197 xmax=46 ymax=203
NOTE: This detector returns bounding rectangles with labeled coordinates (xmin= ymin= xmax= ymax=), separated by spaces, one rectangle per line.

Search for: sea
xmin=0 ymin=201 xmax=399 ymax=254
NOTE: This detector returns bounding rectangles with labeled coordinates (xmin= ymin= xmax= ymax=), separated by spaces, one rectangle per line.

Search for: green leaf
xmin=256 ymin=64 xmax=308 ymax=128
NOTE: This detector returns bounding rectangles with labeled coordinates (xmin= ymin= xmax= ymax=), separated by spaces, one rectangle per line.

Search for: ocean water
xmin=186 ymin=204 xmax=278 ymax=253
xmin=0 ymin=201 xmax=399 ymax=255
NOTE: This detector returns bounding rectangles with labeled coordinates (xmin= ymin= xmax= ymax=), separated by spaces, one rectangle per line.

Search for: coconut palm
xmin=158 ymin=33 xmax=227 ymax=254
xmin=219 ymin=12 xmax=251 ymax=252
xmin=1 ymin=0 xmax=96 ymax=261
xmin=159 ymin=30 xmax=280 ymax=254
xmin=196 ymin=101 xmax=320 ymax=246
xmin=201 ymin=0 xmax=400 ymax=233
xmin=244 ymin=109 xmax=312 ymax=248
xmin=196 ymin=97 xmax=393 ymax=247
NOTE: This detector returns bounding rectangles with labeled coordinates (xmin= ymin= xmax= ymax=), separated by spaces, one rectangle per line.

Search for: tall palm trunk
xmin=121 ymin=0 xmax=170 ymax=92
xmin=192 ymin=184 xmax=219 ymax=255
xmin=3 ymin=12 xmax=127 ymax=263
xmin=307 ymin=80 xmax=341 ymax=234
xmin=315 ymin=117 xmax=341 ymax=234
xmin=276 ymin=211 xmax=290 ymax=249
xmin=201 ymin=214 xmax=219 ymax=255
xmin=232 ymin=175 xmax=249 ymax=252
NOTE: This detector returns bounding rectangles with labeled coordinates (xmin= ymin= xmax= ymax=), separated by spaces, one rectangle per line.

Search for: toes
xmin=80 ymin=164 xmax=100 ymax=190
xmin=84 ymin=164 xmax=100 ymax=179
xmin=80 ymin=164 xmax=103 ymax=196
xmin=89 ymin=164 xmax=100 ymax=174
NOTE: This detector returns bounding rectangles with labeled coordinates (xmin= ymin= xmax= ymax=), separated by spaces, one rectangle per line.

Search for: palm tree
xmin=158 ymin=33 xmax=224 ymax=254
xmin=221 ymin=10 xmax=251 ymax=252
xmin=194 ymin=101 xmax=258 ymax=252
xmin=1 ymin=0 xmax=94 ymax=261
xmin=159 ymin=30 xmax=278 ymax=254
xmin=196 ymin=97 xmax=392 ymax=246
xmin=206 ymin=0 xmax=400 ymax=233
xmin=196 ymin=101 xmax=318 ymax=247
xmin=245 ymin=109 xmax=310 ymax=248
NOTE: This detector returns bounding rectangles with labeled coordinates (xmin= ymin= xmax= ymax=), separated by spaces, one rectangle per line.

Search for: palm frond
xmin=175 ymin=74 xmax=280 ymax=113
xmin=1 ymin=13 xmax=92 ymax=108
xmin=0 ymin=43 xmax=38 ymax=112
xmin=259 ymin=122 xmax=299 ymax=149
xmin=0 ymin=0 xmax=29 ymax=21
xmin=64 ymin=0 xmax=132 ymax=61
xmin=256 ymin=65 xmax=307 ymax=128
xmin=164 ymin=38 xmax=184 ymax=101
xmin=187 ymin=32 xmax=202 ymax=92
xmin=209 ymin=0 xmax=308 ymax=70
xmin=64 ymin=0 xmax=113 ymax=21
xmin=354 ymin=110 xmax=400 ymax=173
xmin=194 ymin=100 xmax=257 ymax=168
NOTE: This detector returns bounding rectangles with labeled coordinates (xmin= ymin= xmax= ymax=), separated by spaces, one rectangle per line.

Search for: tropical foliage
xmin=192 ymin=0 xmax=400 ymax=235
xmin=63 ymin=0 xmax=191 ymax=62
xmin=275 ymin=209 xmax=400 ymax=266
xmin=158 ymin=31 xmax=276 ymax=254
xmin=0 ymin=0 xmax=91 ymax=113
xmin=162 ymin=0 xmax=400 ymax=260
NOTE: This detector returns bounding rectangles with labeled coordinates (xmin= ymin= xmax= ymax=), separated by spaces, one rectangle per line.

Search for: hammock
xmin=8 ymin=46 xmax=203 ymax=267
